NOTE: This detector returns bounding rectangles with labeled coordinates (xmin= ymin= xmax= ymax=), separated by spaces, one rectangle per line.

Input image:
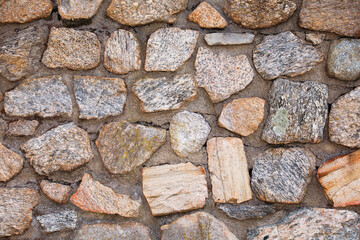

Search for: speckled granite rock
xmin=40 ymin=180 xmax=72 ymax=204
xmin=37 ymin=211 xmax=77 ymax=233
xmin=262 ymin=79 xmax=328 ymax=144
xmin=188 ymin=2 xmax=227 ymax=29
xmin=57 ymin=0 xmax=103 ymax=20
xmin=0 ymin=119 xmax=7 ymax=141
xmin=205 ymin=32 xmax=255 ymax=45
xmin=305 ymin=33 xmax=325 ymax=45
xmin=218 ymin=204 xmax=276 ymax=220
xmin=0 ymin=142 xmax=24 ymax=182
xmin=253 ymin=31 xmax=323 ymax=80
xmin=6 ymin=120 xmax=38 ymax=136
xmin=195 ymin=47 xmax=254 ymax=103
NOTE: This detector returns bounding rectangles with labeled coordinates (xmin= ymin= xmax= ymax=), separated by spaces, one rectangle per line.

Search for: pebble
xmin=205 ymin=32 xmax=255 ymax=46
xmin=218 ymin=204 xmax=276 ymax=221
xmin=188 ymin=2 xmax=227 ymax=29
xmin=6 ymin=120 xmax=38 ymax=136
xmin=0 ymin=142 xmax=24 ymax=182
xmin=305 ymin=33 xmax=325 ymax=45
xmin=40 ymin=180 xmax=72 ymax=204
xmin=37 ymin=210 xmax=77 ymax=233
xmin=58 ymin=0 xmax=103 ymax=20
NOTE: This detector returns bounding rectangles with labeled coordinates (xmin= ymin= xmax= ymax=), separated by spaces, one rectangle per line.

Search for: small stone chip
xmin=188 ymin=2 xmax=227 ymax=29
xmin=37 ymin=211 xmax=77 ymax=233
xmin=58 ymin=0 xmax=103 ymax=20
xmin=205 ymin=33 xmax=255 ymax=46
xmin=0 ymin=142 xmax=24 ymax=182
xmin=6 ymin=120 xmax=38 ymax=136
xmin=40 ymin=180 xmax=72 ymax=204
xmin=305 ymin=33 xmax=325 ymax=45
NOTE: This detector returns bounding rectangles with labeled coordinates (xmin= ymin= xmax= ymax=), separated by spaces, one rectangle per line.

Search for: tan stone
xmin=188 ymin=2 xmax=227 ymax=29
xmin=40 ymin=180 xmax=72 ymax=204
xmin=57 ymin=0 xmax=103 ymax=20
xmin=0 ymin=142 xmax=23 ymax=182
xmin=6 ymin=120 xmax=38 ymax=136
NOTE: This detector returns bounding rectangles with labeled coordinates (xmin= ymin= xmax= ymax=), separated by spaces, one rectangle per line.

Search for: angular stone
xmin=21 ymin=123 xmax=93 ymax=176
xmin=96 ymin=121 xmax=166 ymax=174
xmin=195 ymin=47 xmax=254 ymax=103
xmin=74 ymin=76 xmax=127 ymax=119
xmin=40 ymin=180 xmax=72 ymax=204
xmin=0 ymin=142 xmax=24 ymax=182
xmin=205 ymin=32 xmax=255 ymax=46
xmin=58 ymin=0 xmax=103 ymax=20
xmin=253 ymin=31 xmax=323 ymax=80
xmin=170 ymin=111 xmax=211 ymax=158
xmin=143 ymin=162 xmax=208 ymax=216
xmin=251 ymin=148 xmax=316 ymax=203
xmin=218 ymin=97 xmax=265 ymax=136
xmin=0 ymin=188 xmax=39 ymax=237
xmin=6 ymin=120 xmax=38 ymax=136
xmin=37 ymin=210 xmax=77 ymax=233
xmin=188 ymin=2 xmax=227 ymax=29
xmin=262 ymin=79 xmax=328 ymax=144
xmin=305 ymin=33 xmax=325 ymax=45
xmin=42 ymin=27 xmax=101 ymax=70
xmin=218 ymin=204 xmax=276 ymax=221
xmin=145 ymin=28 xmax=199 ymax=72
xmin=224 ymin=0 xmax=296 ymax=29
xmin=71 ymin=173 xmax=140 ymax=217
xmin=0 ymin=119 xmax=7 ymax=140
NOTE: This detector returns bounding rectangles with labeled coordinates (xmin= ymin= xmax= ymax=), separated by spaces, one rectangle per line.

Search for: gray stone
xmin=6 ymin=120 xmax=38 ymax=136
xmin=0 ymin=142 xmax=24 ymax=182
xmin=218 ymin=204 xmax=276 ymax=220
xmin=305 ymin=33 xmax=325 ymax=45
xmin=205 ymin=33 xmax=255 ymax=46
xmin=37 ymin=211 xmax=77 ymax=233
xmin=58 ymin=0 xmax=103 ymax=20
xmin=0 ymin=119 xmax=7 ymax=140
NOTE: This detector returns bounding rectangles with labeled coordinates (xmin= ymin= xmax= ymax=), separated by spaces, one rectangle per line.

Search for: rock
xmin=37 ymin=211 xmax=77 ymax=233
xmin=21 ymin=123 xmax=93 ymax=176
xmin=0 ymin=119 xmax=7 ymax=140
xmin=96 ymin=121 xmax=166 ymax=174
xmin=71 ymin=173 xmax=140 ymax=217
xmin=143 ymin=162 xmax=208 ymax=216
xmin=207 ymin=137 xmax=252 ymax=203
xmin=74 ymin=76 xmax=127 ymax=119
xmin=0 ymin=188 xmax=39 ymax=237
xmin=251 ymin=148 xmax=316 ymax=204
xmin=145 ymin=28 xmax=199 ymax=72
xmin=161 ymin=211 xmax=238 ymax=240
xmin=299 ymin=0 xmax=360 ymax=37
xmin=327 ymin=39 xmax=360 ymax=81
xmin=40 ymin=180 xmax=72 ymax=204
xmin=170 ymin=111 xmax=211 ymax=158
xmin=0 ymin=142 xmax=24 ymax=182
xmin=6 ymin=120 xmax=38 ymax=136
xmin=107 ymin=0 xmax=188 ymax=26
xmin=58 ymin=0 xmax=103 ymax=20
xmin=42 ymin=27 xmax=101 ymax=70
xmin=205 ymin=32 xmax=255 ymax=46
xmin=224 ymin=0 xmax=296 ymax=29
xmin=218 ymin=97 xmax=265 ymax=136
xmin=247 ymin=208 xmax=360 ymax=240
xmin=218 ymin=204 xmax=276 ymax=220
xmin=262 ymin=79 xmax=328 ymax=144
xmin=305 ymin=33 xmax=325 ymax=45
xmin=104 ymin=29 xmax=141 ymax=74
xmin=253 ymin=31 xmax=323 ymax=80
xmin=188 ymin=2 xmax=227 ymax=29
xmin=195 ymin=47 xmax=254 ymax=103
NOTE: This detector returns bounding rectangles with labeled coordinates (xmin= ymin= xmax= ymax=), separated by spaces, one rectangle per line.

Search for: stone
xmin=218 ymin=97 xmax=265 ymax=136
xmin=104 ymin=29 xmax=141 ymax=74
xmin=96 ymin=121 xmax=166 ymax=174
xmin=0 ymin=119 xmax=7 ymax=140
xmin=6 ymin=120 xmax=38 ymax=136
xmin=305 ymin=33 xmax=325 ymax=45
xmin=0 ymin=142 xmax=24 ymax=182
xmin=4 ymin=76 xmax=72 ymax=118
xmin=58 ymin=0 xmax=103 ymax=20
xmin=170 ymin=111 xmax=211 ymax=158
xmin=251 ymin=148 xmax=316 ymax=204
xmin=299 ymin=0 xmax=360 ymax=37
xmin=224 ymin=0 xmax=296 ymax=29
xmin=195 ymin=47 xmax=254 ymax=103
xmin=143 ymin=162 xmax=208 ymax=216
xmin=21 ymin=123 xmax=93 ymax=176
xmin=42 ymin=27 xmax=101 ymax=70
xmin=107 ymin=0 xmax=188 ymax=26
xmin=145 ymin=28 xmax=199 ymax=72
xmin=0 ymin=188 xmax=39 ymax=237
xmin=262 ymin=79 xmax=328 ymax=144
xmin=40 ymin=180 xmax=72 ymax=204
xmin=218 ymin=204 xmax=276 ymax=221
xmin=188 ymin=2 xmax=227 ymax=29
xmin=329 ymin=87 xmax=360 ymax=148
xmin=205 ymin=32 xmax=255 ymax=46
xmin=253 ymin=31 xmax=323 ymax=80
xmin=71 ymin=173 xmax=140 ymax=217
xmin=247 ymin=208 xmax=360 ymax=240
xmin=74 ymin=76 xmax=127 ymax=119
xmin=37 ymin=211 xmax=77 ymax=233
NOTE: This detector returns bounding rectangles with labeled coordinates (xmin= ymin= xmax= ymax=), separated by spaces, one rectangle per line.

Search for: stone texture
xmin=21 ymin=123 xmax=93 ymax=176
xmin=170 ymin=111 xmax=211 ymax=158
xmin=195 ymin=47 xmax=254 ymax=103
xmin=205 ymin=32 xmax=255 ymax=46
xmin=132 ymin=74 xmax=196 ymax=113
xmin=262 ymin=79 xmax=328 ymax=144
xmin=188 ymin=2 xmax=227 ymax=29
xmin=207 ymin=137 xmax=252 ymax=203
xmin=305 ymin=33 xmax=325 ymax=45
xmin=96 ymin=121 xmax=166 ymax=174
xmin=0 ymin=119 xmax=7 ymax=140
xmin=40 ymin=180 xmax=72 ymax=204
xmin=6 ymin=120 xmax=38 ymax=136
xmin=42 ymin=27 xmax=101 ymax=70
xmin=218 ymin=97 xmax=265 ymax=136
xmin=145 ymin=28 xmax=199 ymax=72
xmin=37 ymin=210 xmax=77 ymax=233
xmin=58 ymin=0 xmax=103 ymax=20
xmin=143 ymin=162 xmax=208 ymax=216
xmin=218 ymin=204 xmax=276 ymax=221
xmin=71 ymin=173 xmax=140 ymax=217
xmin=253 ymin=31 xmax=323 ymax=80
xmin=0 ymin=142 xmax=24 ymax=182
xmin=224 ymin=0 xmax=296 ymax=29
xmin=251 ymin=148 xmax=316 ymax=203
xmin=74 ymin=76 xmax=127 ymax=119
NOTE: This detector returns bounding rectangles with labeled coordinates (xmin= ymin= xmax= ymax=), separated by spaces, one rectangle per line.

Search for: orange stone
xmin=40 ymin=180 xmax=71 ymax=204
xmin=188 ymin=2 xmax=227 ymax=29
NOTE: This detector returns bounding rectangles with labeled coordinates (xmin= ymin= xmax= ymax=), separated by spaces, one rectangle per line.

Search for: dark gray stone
xmin=37 ymin=211 xmax=77 ymax=233
xmin=218 ymin=204 xmax=276 ymax=220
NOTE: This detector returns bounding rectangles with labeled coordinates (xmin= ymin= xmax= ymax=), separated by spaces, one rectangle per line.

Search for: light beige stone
xmin=40 ymin=180 xmax=72 ymax=204
xmin=57 ymin=0 xmax=103 ymax=20
xmin=0 ymin=143 xmax=24 ymax=182
xmin=188 ymin=2 xmax=227 ymax=29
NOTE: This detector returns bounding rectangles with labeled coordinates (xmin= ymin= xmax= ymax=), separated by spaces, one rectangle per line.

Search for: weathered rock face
xmin=40 ymin=180 xmax=72 ymax=204
xmin=188 ymin=2 xmax=227 ymax=29
xmin=57 ymin=0 xmax=103 ymax=20
xmin=142 ymin=162 xmax=208 ymax=216
xmin=205 ymin=33 xmax=255 ymax=46
xmin=96 ymin=121 xmax=166 ymax=174
xmin=195 ymin=47 xmax=254 ymax=103
xmin=7 ymin=120 xmax=38 ymax=136
xmin=21 ymin=123 xmax=93 ymax=176
xmin=305 ymin=33 xmax=325 ymax=45
xmin=218 ymin=204 xmax=276 ymax=221
xmin=251 ymin=148 xmax=316 ymax=204
xmin=37 ymin=211 xmax=77 ymax=233
xmin=262 ymin=79 xmax=328 ymax=144
xmin=145 ymin=28 xmax=199 ymax=72
xmin=0 ymin=142 xmax=24 ymax=182
xmin=253 ymin=31 xmax=323 ymax=80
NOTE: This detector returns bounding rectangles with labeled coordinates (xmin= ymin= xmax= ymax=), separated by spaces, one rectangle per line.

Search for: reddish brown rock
xmin=40 ymin=180 xmax=72 ymax=204
xmin=6 ymin=120 xmax=38 ymax=136
xmin=188 ymin=2 xmax=227 ymax=29
xmin=0 ymin=142 xmax=24 ymax=182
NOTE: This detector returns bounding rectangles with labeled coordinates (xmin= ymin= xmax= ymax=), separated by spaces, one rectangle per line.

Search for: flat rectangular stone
xmin=205 ymin=33 xmax=255 ymax=45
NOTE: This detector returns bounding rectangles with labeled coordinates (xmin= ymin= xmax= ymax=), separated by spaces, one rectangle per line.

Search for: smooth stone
xmin=40 ymin=180 xmax=72 ymax=204
xmin=218 ymin=204 xmax=276 ymax=220
xmin=0 ymin=142 xmax=24 ymax=182
xmin=57 ymin=0 xmax=103 ymax=20
xmin=188 ymin=2 xmax=227 ymax=29
xmin=305 ymin=33 xmax=325 ymax=45
xmin=37 ymin=210 xmax=77 ymax=233
xmin=6 ymin=120 xmax=38 ymax=136
xmin=205 ymin=33 xmax=255 ymax=46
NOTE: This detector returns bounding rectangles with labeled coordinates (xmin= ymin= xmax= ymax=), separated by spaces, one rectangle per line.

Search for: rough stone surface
xmin=218 ymin=204 xmax=276 ymax=221
xmin=21 ymin=123 xmax=93 ymax=176
xmin=96 ymin=121 xmax=166 ymax=174
xmin=145 ymin=28 xmax=199 ymax=72
xmin=74 ymin=76 xmax=127 ymax=119
xmin=0 ymin=142 xmax=24 ymax=182
xmin=37 ymin=211 xmax=77 ymax=233
xmin=57 ymin=0 xmax=103 ymax=20
xmin=132 ymin=74 xmax=196 ymax=113
xmin=251 ymin=148 xmax=316 ymax=203
xmin=188 ymin=2 xmax=227 ymax=29
xmin=253 ymin=31 xmax=323 ymax=80
xmin=40 ymin=180 xmax=72 ymax=204
xmin=0 ymin=119 xmax=7 ymax=140
xmin=71 ymin=173 xmax=140 ymax=217
xmin=262 ymin=79 xmax=328 ymax=144
xmin=205 ymin=32 xmax=255 ymax=46
xmin=42 ymin=27 xmax=101 ymax=70
xmin=170 ymin=111 xmax=211 ymax=158
xmin=195 ymin=47 xmax=254 ymax=103
xmin=143 ymin=162 xmax=208 ymax=216
xmin=6 ymin=120 xmax=38 ymax=136
xmin=218 ymin=97 xmax=265 ymax=136
xmin=305 ymin=33 xmax=325 ymax=45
